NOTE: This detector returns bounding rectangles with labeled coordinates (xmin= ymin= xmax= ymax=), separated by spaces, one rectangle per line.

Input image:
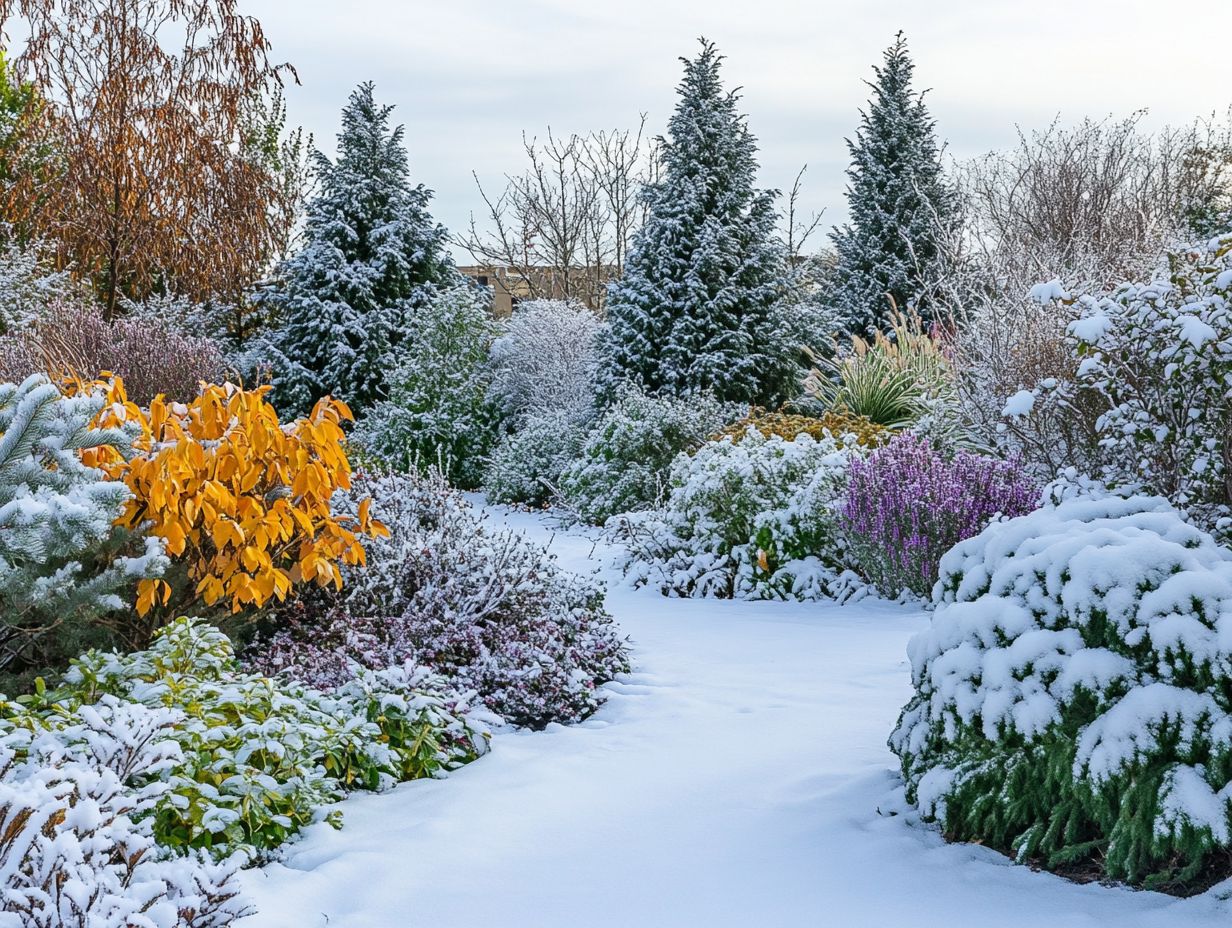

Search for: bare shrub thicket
xmin=932 ymin=112 xmax=1232 ymax=468
xmin=0 ymin=300 xmax=224 ymax=403
xmin=461 ymin=119 xmax=657 ymax=311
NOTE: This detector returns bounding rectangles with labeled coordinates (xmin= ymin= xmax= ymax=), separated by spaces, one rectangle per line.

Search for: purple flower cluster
xmin=841 ymin=433 xmax=1038 ymax=597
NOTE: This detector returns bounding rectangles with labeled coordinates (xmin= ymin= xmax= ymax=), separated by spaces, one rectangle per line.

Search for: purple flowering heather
xmin=841 ymin=433 xmax=1038 ymax=597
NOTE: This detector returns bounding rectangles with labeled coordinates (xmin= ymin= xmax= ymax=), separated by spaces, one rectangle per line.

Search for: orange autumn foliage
xmin=84 ymin=377 xmax=386 ymax=616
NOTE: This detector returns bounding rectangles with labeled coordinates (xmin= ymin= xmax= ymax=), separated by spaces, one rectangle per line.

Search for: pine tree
xmin=599 ymin=40 xmax=795 ymax=406
xmin=828 ymin=33 xmax=952 ymax=336
xmin=258 ymin=82 xmax=455 ymax=416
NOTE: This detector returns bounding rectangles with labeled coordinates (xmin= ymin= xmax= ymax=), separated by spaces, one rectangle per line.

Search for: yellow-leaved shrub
xmin=86 ymin=378 xmax=386 ymax=617
xmin=711 ymin=407 xmax=888 ymax=449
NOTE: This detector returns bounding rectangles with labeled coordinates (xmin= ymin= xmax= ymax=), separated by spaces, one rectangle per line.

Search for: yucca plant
xmin=802 ymin=310 xmax=952 ymax=428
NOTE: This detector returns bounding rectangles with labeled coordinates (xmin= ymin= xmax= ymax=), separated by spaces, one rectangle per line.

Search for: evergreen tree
xmin=599 ymin=40 xmax=795 ymax=406
xmin=0 ymin=374 xmax=166 ymax=684
xmin=828 ymin=33 xmax=952 ymax=336
xmin=258 ymin=82 xmax=455 ymax=416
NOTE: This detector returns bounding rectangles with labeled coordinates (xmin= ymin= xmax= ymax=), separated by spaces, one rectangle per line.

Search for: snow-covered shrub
xmin=11 ymin=617 xmax=491 ymax=859
xmin=840 ymin=432 xmax=1037 ymax=597
xmin=1017 ymin=235 xmax=1232 ymax=535
xmin=486 ymin=298 xmax=604 ymax=423
xmin=482 ymin=299 xmax=603 ymax=504
xmin=890 ymin=494 xmax=1232 ymax=891
xmin=0 ymin=301 xmax=225 ymax=404
xmin=355 ymin=284 xmax=498 ymax=488
xmin=0 ymin=236 xmax=72 ymax=336
xmin=0 ymin=698 xmax=250 ymax=928
xmin=613 ymin=429 xmax=859 ymax=600
xmin=483 ymin=408 xmax=589 ymax=507
xmin=249 ymin=471 xmax=630 ymax=729
xmin=0 ymin=374 xmax=167 ymax=688
xmin=559 ymin=386 xmax=737 ymax=524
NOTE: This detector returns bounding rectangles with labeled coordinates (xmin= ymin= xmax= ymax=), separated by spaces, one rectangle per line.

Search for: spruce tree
xmin=258 ymin=82 xmax=455 ymax=416
xmin=828 ymin=33 xmax=952 ymax=336
xmin=599 ymin=40 xmax=794 ymax=406
xmin=0 ymin=374 xmax=166 ymax=684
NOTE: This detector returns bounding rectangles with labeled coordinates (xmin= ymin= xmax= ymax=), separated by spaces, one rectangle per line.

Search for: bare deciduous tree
xmin=925 ymin=111 xmax=1232 ymax=463
xmin=461 ymin=116 xmax=656 ymax=312
xmin=0 ymin=0 xmax=297 ymax=317
xmin=782 ymin=164 xmax=824 ymax=270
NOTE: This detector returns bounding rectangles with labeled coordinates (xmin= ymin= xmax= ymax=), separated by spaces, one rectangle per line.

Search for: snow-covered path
xmin=240 ymin=506 xmax=1229 ymax=927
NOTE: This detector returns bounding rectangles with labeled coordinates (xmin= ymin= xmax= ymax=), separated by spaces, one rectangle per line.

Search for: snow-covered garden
xmin=2 ymin=3 xmax=1232 ymax=925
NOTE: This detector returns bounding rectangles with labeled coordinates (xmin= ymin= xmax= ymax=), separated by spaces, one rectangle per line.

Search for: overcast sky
xmin=246 ymin=0 xmax=1232 ymax=259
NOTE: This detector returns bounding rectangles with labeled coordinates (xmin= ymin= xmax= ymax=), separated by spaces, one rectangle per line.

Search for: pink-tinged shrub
xmin=840 ymin=432 xmax=1038 ymax=597
xmin=246 ymin=471 xmax=630 ymax=729
xmin=0 ymin=300 xmax=224 ymax=404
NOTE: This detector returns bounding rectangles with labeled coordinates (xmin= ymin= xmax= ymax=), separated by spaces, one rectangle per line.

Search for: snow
xmin=1028 ymin=278 xmax=1070 ymax=304
xmin=1069 ymin=311 xmax=1112 ymax=342
xmin=1178 ymin=314 xmax=1219 ymax=348
xmin=1001 ymin=388 xmax=1035 ymax=418
xmin=238 ymin=503 xmax=1231 ymax=927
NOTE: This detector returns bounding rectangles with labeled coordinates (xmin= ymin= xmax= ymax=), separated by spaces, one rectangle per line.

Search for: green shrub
xmin=803 ymin=311 xmax=953 ymax=428
xmin=3 ymin=617 xmax=491 ymax=859
xmin=559 ymin=386 xmax=736 ymax=524
xmin=355 ymin=284 xmax=499 ymax=488
xmin=613 ymin=429 xmax=858 ymax=600
xmin=892 ymin=493 xmax=1232 ymax=893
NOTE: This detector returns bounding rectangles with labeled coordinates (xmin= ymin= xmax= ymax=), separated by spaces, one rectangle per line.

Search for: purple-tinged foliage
xmin=840 ymin=432 xmax=1038 ymax=596
xmin=246 ymin=471 xmax=630 ymax=730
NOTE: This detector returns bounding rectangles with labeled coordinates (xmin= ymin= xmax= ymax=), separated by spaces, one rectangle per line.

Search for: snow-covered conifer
xmin=827 ymin=33 xmax=952 ymax=335
xmin=0 ymin=236 xmax=72 ymax=335
xmin=0 ymin=375 xmax=166 ymax=682
xmin=599 ymin=40 xmax=795 ymax=406
xmin=256 ymin=82 xmax=455 ymax=416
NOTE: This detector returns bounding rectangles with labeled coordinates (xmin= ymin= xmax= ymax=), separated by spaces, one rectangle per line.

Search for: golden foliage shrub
xmin=85 ymin=378 xmax=386 ymax=616
xmin=712 ymin=407 xmax=887 ymax=448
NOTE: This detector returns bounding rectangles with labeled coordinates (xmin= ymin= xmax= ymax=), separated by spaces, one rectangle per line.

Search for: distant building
xmin=457 ymin=265 xmax=618 ymax=317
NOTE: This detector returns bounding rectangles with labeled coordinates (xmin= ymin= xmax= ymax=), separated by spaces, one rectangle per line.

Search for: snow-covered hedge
xmin=891 ymin=493 xmax=1232 ymax=891
xmin=250 ymin=471 xmax=631 ymax=729
xmin=559 ymin=387 xmax=736 ymax=524
xmin=0 ymin=698 xmax=250 ymax=928
xmin=8 ymin=617 xmax=491 ymax=861
xmin=612 ymin=429 xmax=861 ymax=600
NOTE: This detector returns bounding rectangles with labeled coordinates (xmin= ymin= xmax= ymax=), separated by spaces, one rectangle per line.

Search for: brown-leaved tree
xmin=0 ymin=0 xmax=297 ymax=315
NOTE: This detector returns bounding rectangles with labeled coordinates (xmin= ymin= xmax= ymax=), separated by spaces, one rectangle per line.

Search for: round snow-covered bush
xmin=891 ymin=493 xmax=1232 ymax=891
xmin=250 ymin=471 xmax=631 ymax=729
xmin=486 ymin=299 xmax=604 ymax=423
xmin=483 ymin=409 xmax=590 ymax=507
xmin=612 ymin=429 xmax=861 ymax=600
xmin=559 ymin=386 xmax=737 ymax=524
